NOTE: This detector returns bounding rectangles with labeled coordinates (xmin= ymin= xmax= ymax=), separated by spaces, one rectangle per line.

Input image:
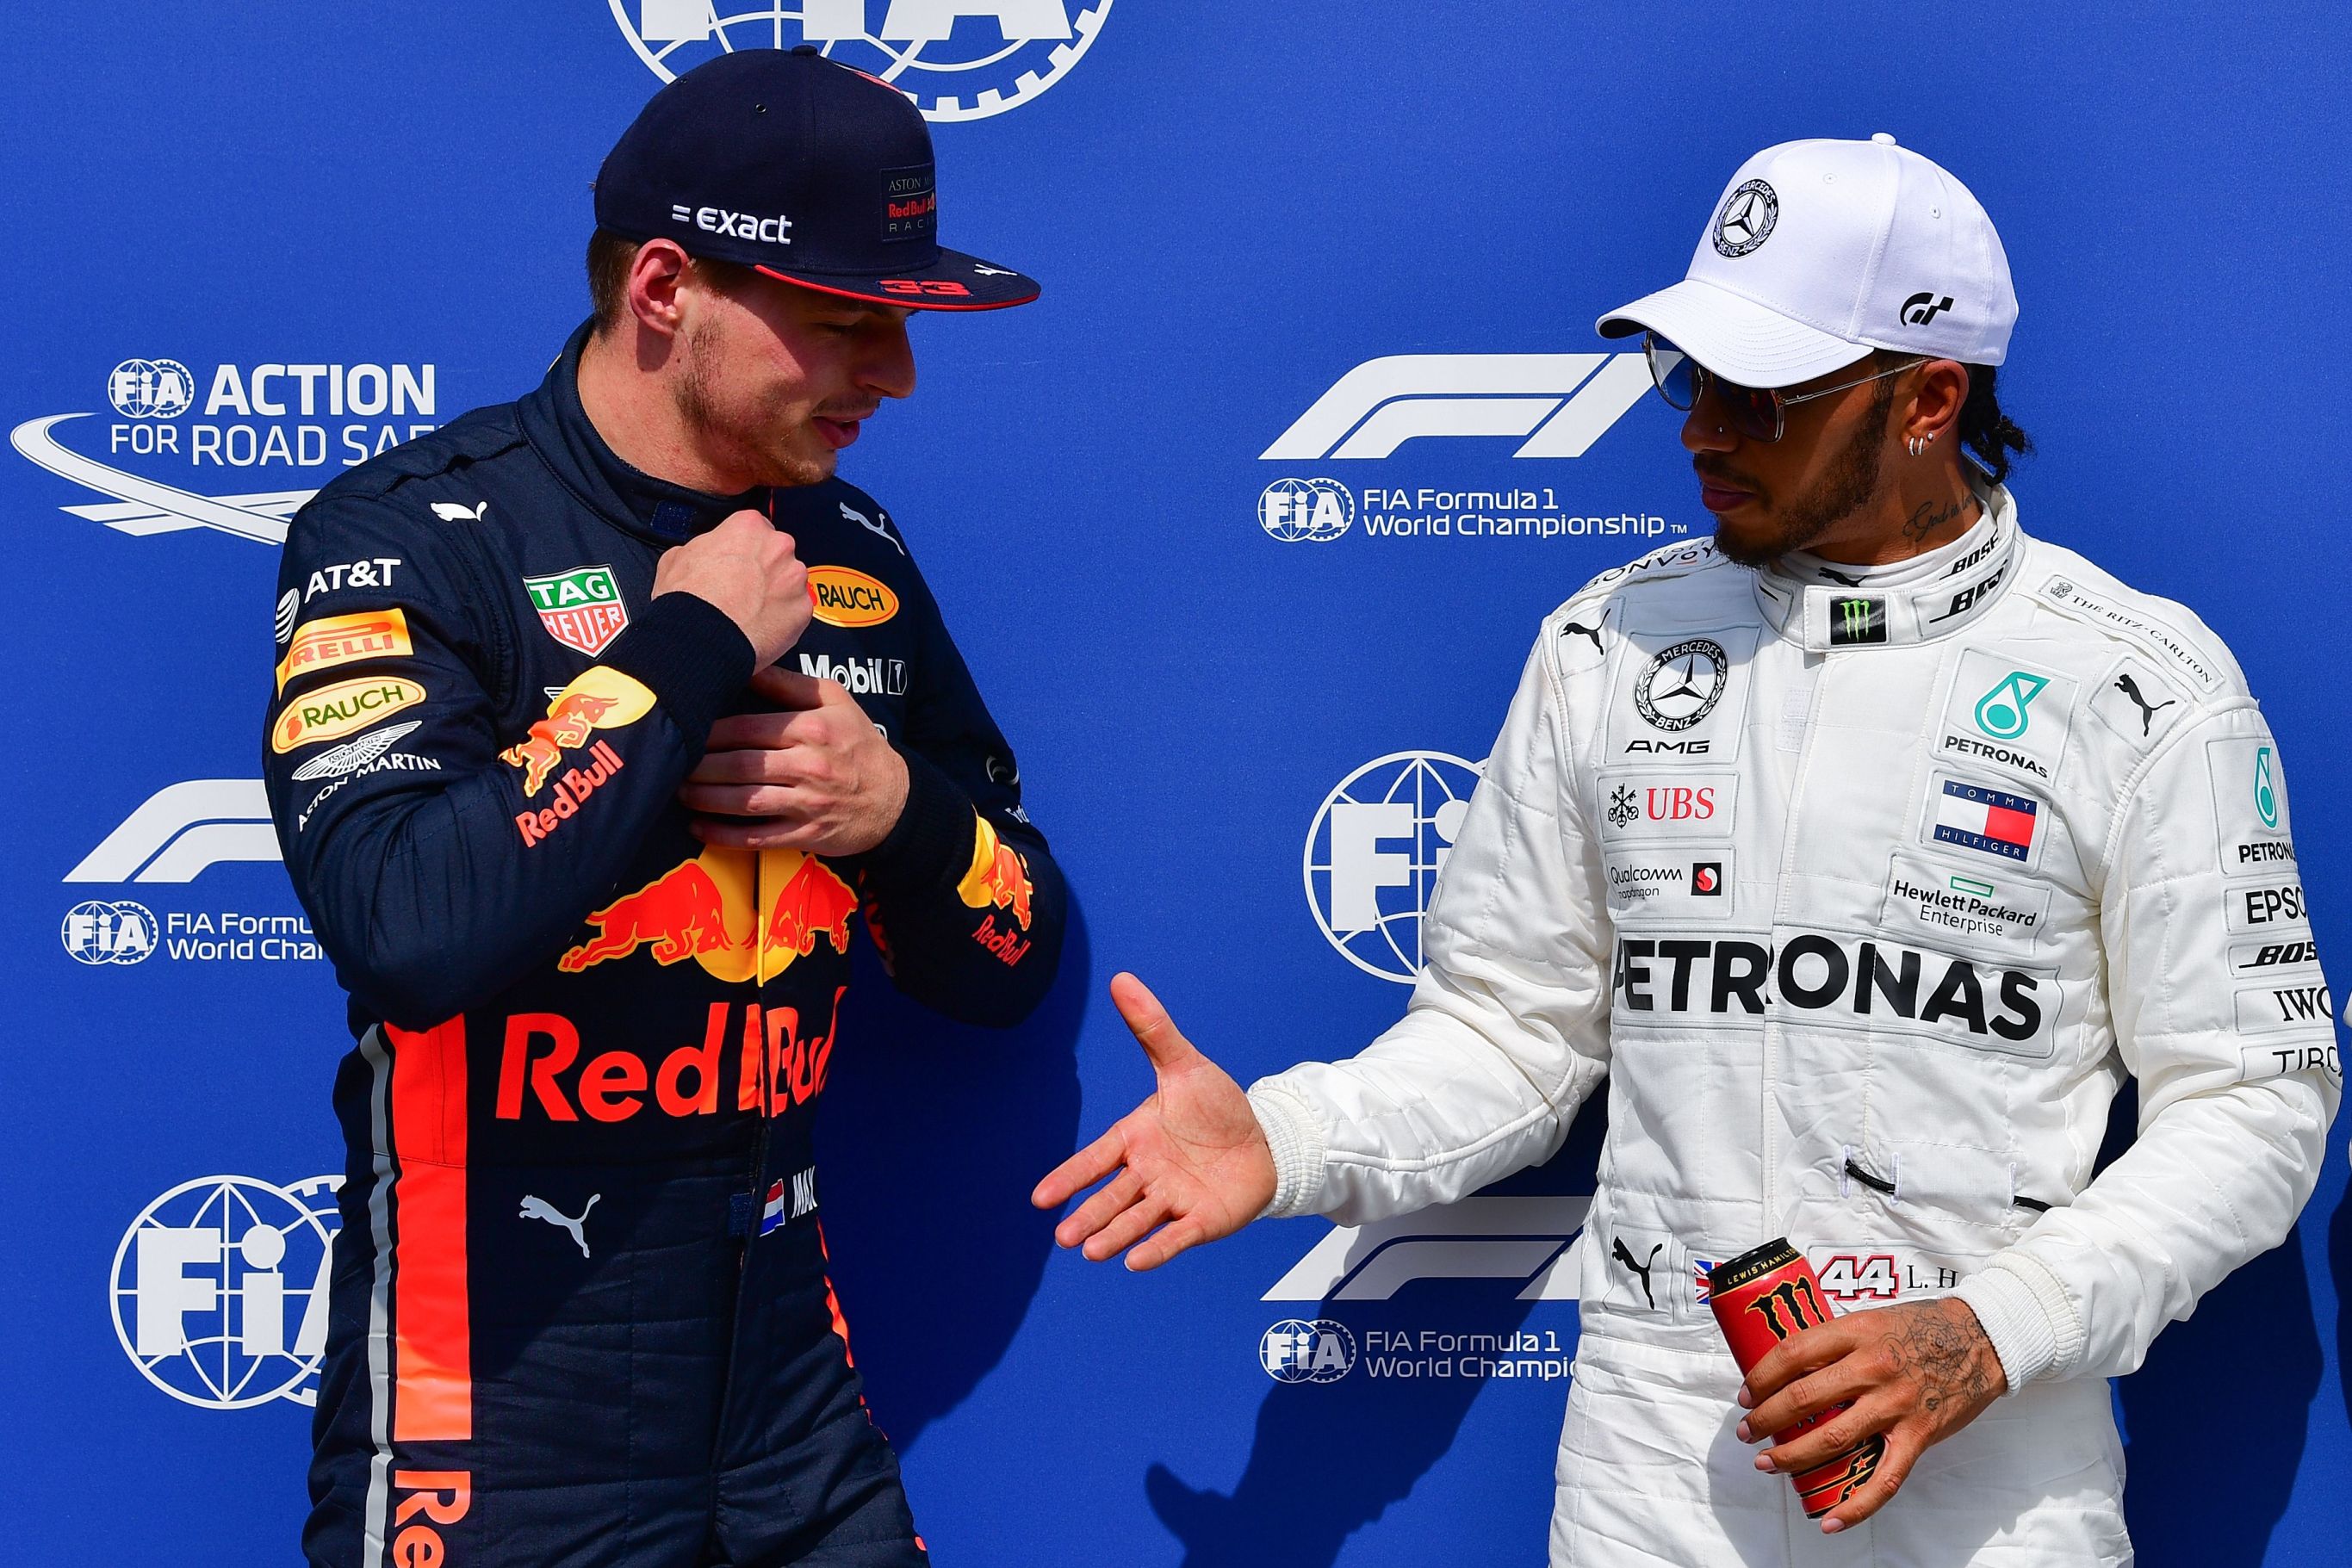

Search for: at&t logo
xmin=612 ymin=1 xmax=1114 ymax=121
xmin=1260 ymin=1318 xmax=1356 ymax=1384
xmin=110 ymin=1174 xmax=341 ymax=1409
xmin=1259 ymin=477 xmax=1352 ymax=542
xmin=1305 ymin=751 xmax=1483 ymax=982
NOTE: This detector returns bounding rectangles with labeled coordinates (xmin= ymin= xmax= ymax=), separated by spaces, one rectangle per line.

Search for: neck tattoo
xmin=1901 ymin=492 xmax=1978 ymax=546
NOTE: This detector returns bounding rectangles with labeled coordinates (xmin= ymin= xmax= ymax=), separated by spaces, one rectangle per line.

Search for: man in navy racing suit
xmin=270 ymin=50 xmax=1064 ymax=1568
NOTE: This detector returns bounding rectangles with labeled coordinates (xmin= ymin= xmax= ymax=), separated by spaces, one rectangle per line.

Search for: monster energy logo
xmin=2256 ymin=746 xmax=2279 ymax=828
xmin=1972 ymin=670 xmax=2049 ymax=741
xmin=1828 ymin=596 xmax=1887 ymax=646
xmin=1745 ymin=1275 xmax=1829 ymax=1341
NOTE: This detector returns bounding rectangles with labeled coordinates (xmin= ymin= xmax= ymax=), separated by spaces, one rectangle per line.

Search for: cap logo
xmin=1901 ymin=291 xmax=1954 ymax=325
xmin=1713 ymin=179 xmax=1778 ymax=257
xmin=671 ymin=203 xmax=795 ymax=246
xmin=881 ymin=164 xmax=939 ymax=244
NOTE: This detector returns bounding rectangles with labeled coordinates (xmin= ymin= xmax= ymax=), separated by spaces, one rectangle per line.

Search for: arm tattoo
xmin=1878 ymin=1309 xmax=1995 ymax=1416
xmin=1901 ymin=493 xmax=1978 ymax=545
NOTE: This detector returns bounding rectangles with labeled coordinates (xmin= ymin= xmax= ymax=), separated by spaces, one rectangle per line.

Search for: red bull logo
xmin=766 ymin=852 xmax=860 ymax=961
xmin=391 ymin=1470 xmax=470 ymax=1568
xmin=972 ymin=912 xmax=1031 ymax=967
xmin=494 ymin=995 xmax=845 ymax=1125
xmin=559 ymin=848 xmax=857 ymax=982
xmin=560 ymin=858 xmax=738 ymax=971
xmin=957 ymin=815 xmax=1034 ymax=930
xmin=500 ymin=666 xmax=656 ymax=796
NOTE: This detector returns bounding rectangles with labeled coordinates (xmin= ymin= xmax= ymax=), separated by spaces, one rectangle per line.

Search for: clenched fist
xmin=653 ymin=509 xmax=811 ymax=666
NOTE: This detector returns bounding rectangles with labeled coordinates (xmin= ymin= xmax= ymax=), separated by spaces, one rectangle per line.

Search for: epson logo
xmin=671 ymin=204 xmax=794 ymax=245
xmin=1612 ymin=933 xmax=2050 ymax=1051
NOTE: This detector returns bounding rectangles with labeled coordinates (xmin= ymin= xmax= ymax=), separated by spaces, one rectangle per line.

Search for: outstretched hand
xmin=1031 ymin=973 xmax=1275 ymax=1271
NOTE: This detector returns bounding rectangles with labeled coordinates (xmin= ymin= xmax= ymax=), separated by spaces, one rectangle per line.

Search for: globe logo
xmin=1259 ymin=477 xmax=1353 ymax=543
xmin=62 ymin=900 xmax=158 ymax=965
xmin=106 ymin=358 xmax=196 ymax=419
xmin=110 ymin=1174 xmax=343 ymax=1410
xmin=1304 ymin=751 xmax=1484 ymax=983
xmin=1260 ymin=1318 xmax=1356 ymax=1384
xmin=611 ymin=1 xmax=1114 ymax=121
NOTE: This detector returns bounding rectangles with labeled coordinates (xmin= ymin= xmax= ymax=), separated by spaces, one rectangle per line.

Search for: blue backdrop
xmin=4 ymin=3 xmax=2346 ymax=1563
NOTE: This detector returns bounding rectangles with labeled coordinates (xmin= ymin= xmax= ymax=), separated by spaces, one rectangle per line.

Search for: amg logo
xmin=797 ymin=654 xmax=907 ymax=697
xmin=1626 ymin=739 xmax=1710 ymax=755
xmin=1612 ymin=933 xmax=2047 ymax=1049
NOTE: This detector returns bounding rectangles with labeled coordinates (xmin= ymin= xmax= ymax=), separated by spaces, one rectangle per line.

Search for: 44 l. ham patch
xmin=524 ymin=564 xmax=629 ymax=655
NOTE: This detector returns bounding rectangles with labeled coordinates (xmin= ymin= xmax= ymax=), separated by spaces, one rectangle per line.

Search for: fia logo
xmin=1259 ymin=477 xmax=1353 ymax=542
xmin=614 ymin=2 xmax=1114 ymax=122
xmin=1259 ymin=1319 xmax=1356 ymax=1384
xmin=110 ymin=1174 xmax=342 ymax=1409
xmin=1304 ymin=752 xmax=1483 ymax=983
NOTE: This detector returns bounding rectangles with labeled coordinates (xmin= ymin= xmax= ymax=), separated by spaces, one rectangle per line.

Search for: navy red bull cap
xmin=594 ymin=46 xmax=1039 ymax=311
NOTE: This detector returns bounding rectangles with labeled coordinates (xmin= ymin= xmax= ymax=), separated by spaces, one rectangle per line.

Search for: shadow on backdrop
xmin=811 ymin=897 xmax=1091 ymax=1449
xmin=2105 ymin=1083 xmax=2321 ymax=1566
xmin=1146 ymin=1101 xmax=1609 ymax=1567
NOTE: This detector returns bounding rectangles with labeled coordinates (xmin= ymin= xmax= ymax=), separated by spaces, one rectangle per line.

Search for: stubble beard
xmin=674 ymin=317 xmax=834 ymax=491
xmin=1711 ymin=379 xmax=1896 ymax=568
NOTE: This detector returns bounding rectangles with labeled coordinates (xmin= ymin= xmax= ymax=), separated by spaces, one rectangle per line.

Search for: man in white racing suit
xmin=1036 ymin=134 xmax=2340 ymax=1564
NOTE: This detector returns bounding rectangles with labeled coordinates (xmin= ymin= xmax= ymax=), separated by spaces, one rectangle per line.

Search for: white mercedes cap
xmin=1597 ymin=133 xmax=2017 ymax=387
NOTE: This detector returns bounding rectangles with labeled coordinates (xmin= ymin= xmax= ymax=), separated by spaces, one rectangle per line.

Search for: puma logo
xmin=1817 ymin=566 xmax=1865 ymax=586
xmin=1560 ymin=618 xmax=1605 ymax=655
xmin=431 ymin=500 xmax=489 ymax=523
xmin=2113 ymin=672 xmax=2176 ymax=737
xmin=1610 ymin=1236 xmax=1663 ymax=1310
xmin=519 ymin=1193 xmax=600 ymax=1257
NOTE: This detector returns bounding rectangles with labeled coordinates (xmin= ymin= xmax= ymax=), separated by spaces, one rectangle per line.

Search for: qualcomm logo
xmin=1304 ymin=751 xmax=1483 ymax=983
xmin=110 ymin=1174 xmax=342 ymax=1410
xmin=67 ymin=780 xmax=280 ymax=883
xmin=1263 ymin=353 xmax=1656 ymax=462
xmin=612 ymin=1 xmax=1114 ymax=121
xmin=1263 ymin=1194 xmax=1592 ymax=1303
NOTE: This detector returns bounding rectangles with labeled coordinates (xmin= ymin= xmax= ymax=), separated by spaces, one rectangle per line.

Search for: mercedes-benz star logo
xmin=1713 ymin=179 xmax=1779 ymax=257
xmin=1634 ymin=639 xmax=1730 ymax=732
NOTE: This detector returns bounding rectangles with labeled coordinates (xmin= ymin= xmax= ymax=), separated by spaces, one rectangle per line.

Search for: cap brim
xmin=755 ymin=247 xmax=1039 ymax=313
xmin=1597 ymin=277 xmax=1866 ymax=387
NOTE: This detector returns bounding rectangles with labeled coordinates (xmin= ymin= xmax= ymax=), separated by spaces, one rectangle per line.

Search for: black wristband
xmin=596 ymin=592 xmax=755 ymax=752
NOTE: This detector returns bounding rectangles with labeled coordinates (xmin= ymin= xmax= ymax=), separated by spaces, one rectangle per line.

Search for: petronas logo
xmin=1972 ymin=670 xmax=2049 ymax=741
xmin=2256 ymin=746 xmax=2279 ymax=828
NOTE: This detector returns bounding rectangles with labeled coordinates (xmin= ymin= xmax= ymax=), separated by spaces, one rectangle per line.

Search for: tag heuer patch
xmin=524 ymin=566 xmax=629 ymax=655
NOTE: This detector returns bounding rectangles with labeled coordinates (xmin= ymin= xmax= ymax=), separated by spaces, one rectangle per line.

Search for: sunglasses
xmin=1643 ymin=333 xmax=1925 ymax=443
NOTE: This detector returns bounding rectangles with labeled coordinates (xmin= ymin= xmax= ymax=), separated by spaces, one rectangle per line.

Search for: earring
xmin=1905 ymin=435 xmax=1927 ymax=457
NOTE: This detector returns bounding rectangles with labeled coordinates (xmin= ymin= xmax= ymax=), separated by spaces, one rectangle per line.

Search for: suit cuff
xmin=847 ymin=747 xmax=974 ymax=895
xmin=597 ymin=592 xmax=754 ymax=751
xmin=1954 ymin=1254 xmax=2079 ymax=1391
xmin=1247 ymin=1081 xmax=1329 ymax=1219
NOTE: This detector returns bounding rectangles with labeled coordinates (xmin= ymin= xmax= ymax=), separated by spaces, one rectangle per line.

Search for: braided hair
xmin=1958 ymin=363 xmax=2032 ymax=483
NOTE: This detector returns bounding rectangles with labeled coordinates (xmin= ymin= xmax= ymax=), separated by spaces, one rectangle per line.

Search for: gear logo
xmin=1713 ymin=179 xmax=1778 ymax=257
xmin=110 ymin=1174 xmax=342 ymax=1410
xmin=1305 ymin=751 xmax=1483 ymax=983
xmin=611 ymin=1 xmax=1114 ymax=122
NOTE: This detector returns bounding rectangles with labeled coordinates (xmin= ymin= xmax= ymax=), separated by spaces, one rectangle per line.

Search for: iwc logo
xmin=1635 ymin=639 xmax=1728 ymax=731
xmin=610 ymin=2 xmax=1114 ymax=122
xmin=1713 ymin=179 xmax=1778 ymax=257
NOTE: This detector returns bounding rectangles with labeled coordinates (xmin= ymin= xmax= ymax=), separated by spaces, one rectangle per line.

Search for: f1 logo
xmin=1262 ymin=353 xmax=1655 ymax=461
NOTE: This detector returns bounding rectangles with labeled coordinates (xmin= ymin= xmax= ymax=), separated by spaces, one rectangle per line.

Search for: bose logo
xmin=1263 ymin=353 xmax=1654 ymax=462
xmin=670 ymin=204 xmax=794 ymax=245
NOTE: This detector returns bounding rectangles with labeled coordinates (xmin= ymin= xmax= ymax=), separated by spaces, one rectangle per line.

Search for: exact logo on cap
xmin=670 ymin=202 xmax=793 ymax=247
